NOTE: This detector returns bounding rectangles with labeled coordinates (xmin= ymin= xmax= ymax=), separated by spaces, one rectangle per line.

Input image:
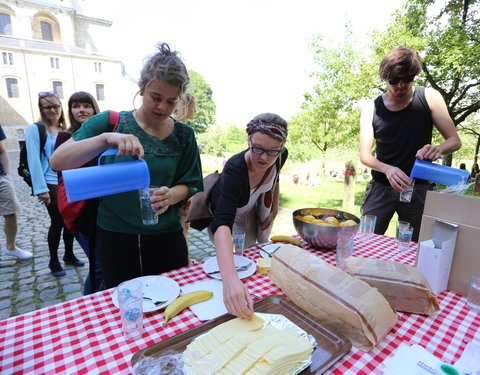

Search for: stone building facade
xmin=0 ymin=0 xmax=137 ymax=151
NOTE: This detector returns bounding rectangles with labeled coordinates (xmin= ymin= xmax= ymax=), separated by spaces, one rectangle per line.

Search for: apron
xmin=232 ymin=166 xmax=277 ymax=248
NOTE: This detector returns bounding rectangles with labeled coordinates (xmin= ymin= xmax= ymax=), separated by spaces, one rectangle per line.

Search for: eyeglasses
xmin=38 ymin=91 xmax=58 ymax=97
xmin=388 ymin=75 xmax=415 ymax=85
xmin=41 ymin=105 xmax=61 ymax=111
xmin=250 ymin=146 xmax=282 ymax=157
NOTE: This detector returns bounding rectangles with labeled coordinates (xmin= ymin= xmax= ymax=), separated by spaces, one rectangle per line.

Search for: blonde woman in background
xmin=26 ymin=92 xmax=82 ymax=277
xmin=174 ymin=92 xmax=197 ymax=262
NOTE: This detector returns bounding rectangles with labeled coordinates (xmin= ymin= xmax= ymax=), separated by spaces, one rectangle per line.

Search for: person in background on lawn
xmin=208 ymin=113 xmax=288 ymax=319
xmin=50 ymin=43 xmax=203 ymax=288
xmin=0 ymin=125 xmax=33 ymax=261
xmin=26 ymin=92 xmax=84 ymax=277
xmin=55 ymin=91 xmax=102 ymax=294
xmin=459 ymin=163 xmax=466 ymax=170
xmin=359 ymin=46 xmax=461 ymax=242
xmin=470 ymin=162 xmax=479 ymax=180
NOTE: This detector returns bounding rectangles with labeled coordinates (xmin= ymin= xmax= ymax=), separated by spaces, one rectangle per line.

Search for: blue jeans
xmin=75 ymin=233 xmax=104 ymax=295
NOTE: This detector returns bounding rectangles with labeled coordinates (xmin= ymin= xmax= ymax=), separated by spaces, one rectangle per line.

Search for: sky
xmin=97 ymin=0 xmax=406 ymax=126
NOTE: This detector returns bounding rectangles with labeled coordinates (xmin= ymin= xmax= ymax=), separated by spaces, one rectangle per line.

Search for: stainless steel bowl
xmin=293 ymin=208 xmax=360 ymax=250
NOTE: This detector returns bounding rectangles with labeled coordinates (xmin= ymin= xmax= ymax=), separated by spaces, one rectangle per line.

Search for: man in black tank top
xmin=359 ymin=47 xmax=461 ymax=241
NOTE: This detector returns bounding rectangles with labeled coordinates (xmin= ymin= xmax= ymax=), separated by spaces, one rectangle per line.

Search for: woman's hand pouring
xmin=104 ymin=133 xmax=144 ymax=159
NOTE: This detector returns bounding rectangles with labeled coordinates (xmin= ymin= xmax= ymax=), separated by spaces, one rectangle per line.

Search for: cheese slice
xmin=182 ymin=315 xmax=314 ymax=375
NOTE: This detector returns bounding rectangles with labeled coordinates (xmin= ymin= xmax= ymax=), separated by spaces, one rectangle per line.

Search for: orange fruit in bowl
xmin=324 ymin=216 xmax=339 ymax=226
xmin=311 ymin=219 xmax=325 ymax=225
xmin=339 ymin=219 xmax=357 ymax=227
xmin=301 ymin=215 xmax=317 ymax=223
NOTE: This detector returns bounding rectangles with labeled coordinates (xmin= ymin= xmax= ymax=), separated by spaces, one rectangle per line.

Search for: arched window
xmin=33 ymin=13 xmax=60 ymax=42
xmin=0 ymin=13 xmax=12 ymax=35
xmin=40 ymin=21 xmax=53 ymax=41
xmin=6 ymin=77 xmax=19 ymax=98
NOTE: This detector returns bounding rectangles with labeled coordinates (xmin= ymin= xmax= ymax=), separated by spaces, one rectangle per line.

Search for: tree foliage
xmin=196 ymin=125 xmax=246 ymax=157
xmin=288 ymin=29 xmax=372 ymax=171
xmin=186 ymin=70 xmax=216 ymax=133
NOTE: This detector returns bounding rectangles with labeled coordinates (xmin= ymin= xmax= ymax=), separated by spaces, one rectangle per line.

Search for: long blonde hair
xmin=173 ymin=92 xmax=196 ymax=122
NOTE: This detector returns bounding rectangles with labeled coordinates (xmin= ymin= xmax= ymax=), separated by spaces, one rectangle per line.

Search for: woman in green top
xmin=50 ymin=43 xmax=203 ymax=288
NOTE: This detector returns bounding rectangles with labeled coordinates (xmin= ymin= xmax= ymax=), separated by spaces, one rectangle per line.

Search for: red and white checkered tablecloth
xmin=0 ymin=234 xmax=478 ymax=374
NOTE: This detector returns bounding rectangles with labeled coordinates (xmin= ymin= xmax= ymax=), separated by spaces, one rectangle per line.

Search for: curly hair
xmin=138 ymin=42 xmax=189 ymax=95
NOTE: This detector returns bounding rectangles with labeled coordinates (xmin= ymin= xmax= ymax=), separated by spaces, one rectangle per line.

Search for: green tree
xmin=289 ymin=31 xmax=371 ymax=173
xmin=187 ymin=70 xmax=216 ymax=133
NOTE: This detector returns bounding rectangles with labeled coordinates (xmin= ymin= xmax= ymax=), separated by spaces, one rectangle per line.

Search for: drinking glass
xmin=397 ymin=225 xmax=413 ymax=251
xmin=399 ymin=179 xmax=415 ymax=202
xmin=466 ymin=275 xmax=480 ymax=312
xmin=138 ymin=186 xmax=158 ymax=225
xmin=117 ymin=279 xmax=144 ymax=340
xmin=232 ymin=233 xmax=245 ymax=256
xmin=336 ymin=233 xmax=354 ymax=272
xmin=359 ymin=215 xmax=376 ymax=239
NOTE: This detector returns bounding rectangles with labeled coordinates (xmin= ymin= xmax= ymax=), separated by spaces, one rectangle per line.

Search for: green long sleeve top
xmin=72 ymin=110 xmax=203 ymax=235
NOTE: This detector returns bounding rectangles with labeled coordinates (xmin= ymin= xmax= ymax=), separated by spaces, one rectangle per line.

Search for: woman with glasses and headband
xmin=26 ymin=92 xmax=83 ymax=277
xmin=208 ymin=113 xmax=288 ymax=319
xmin=50 ymin=43 xmax=203 ymax=289
xmin=359 ymin=46 xmax=461 ymax=242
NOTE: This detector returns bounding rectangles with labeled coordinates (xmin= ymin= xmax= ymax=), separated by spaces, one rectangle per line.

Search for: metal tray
xmin=131 ymin=295 xmax=352 ymax=374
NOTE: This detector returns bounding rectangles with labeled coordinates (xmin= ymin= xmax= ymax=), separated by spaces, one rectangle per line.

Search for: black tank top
xmin=371 ymin=86 xmax=433 ymax=184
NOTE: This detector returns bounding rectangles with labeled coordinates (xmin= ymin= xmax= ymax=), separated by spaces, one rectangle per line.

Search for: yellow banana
xmin=163 ymin=290 xmax=213 ymax=327
xmin=270 ymin=235 xmax=302 ymax=247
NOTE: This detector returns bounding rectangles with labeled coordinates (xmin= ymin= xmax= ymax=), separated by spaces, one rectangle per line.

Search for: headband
xmin=246 ymin=118 xmax=288 ymax=142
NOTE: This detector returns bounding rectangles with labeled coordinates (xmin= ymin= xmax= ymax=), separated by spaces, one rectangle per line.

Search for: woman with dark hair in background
xmin=26 ymin=92 xmax=83 ymax=277
xmin=51 ymin=43 xmax=203 ymax=288
xmin=55 ymin=91 xmax=101 ymax=293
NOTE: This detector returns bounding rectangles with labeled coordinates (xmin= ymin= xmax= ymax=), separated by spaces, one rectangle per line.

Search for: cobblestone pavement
xmin=0 ymin=155 xmax=295 ymax=320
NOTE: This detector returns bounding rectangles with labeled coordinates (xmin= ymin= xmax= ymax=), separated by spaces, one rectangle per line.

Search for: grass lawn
xmin=279 ymin=179 xmax=398 ymax=237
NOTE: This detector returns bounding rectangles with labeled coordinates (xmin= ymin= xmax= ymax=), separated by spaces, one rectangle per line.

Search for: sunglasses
xmin=38 ymin=91 xmax=58 ymax=97
xmin=388 ymin=75 xmax=415 ymax=85
xmin=41 ymin=105 xmax=61 ymax=111
xmin=250 ymin=145 xmax=282 ymax=157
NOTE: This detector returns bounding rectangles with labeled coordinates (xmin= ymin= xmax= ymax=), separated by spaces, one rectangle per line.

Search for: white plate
xmin=111 ymin=275 xmax=180 ymax=313
xmin=203 ymin=255 xmax=255 ymax=280
xmin=259 ymin=244 xmax=281 ymax=258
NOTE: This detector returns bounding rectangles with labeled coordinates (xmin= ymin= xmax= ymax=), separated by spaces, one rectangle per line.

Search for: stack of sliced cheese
xmin=182 ymin=315 xmax=314 ymax=375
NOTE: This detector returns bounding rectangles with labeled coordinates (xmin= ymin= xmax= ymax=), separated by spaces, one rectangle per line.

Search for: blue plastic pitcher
xmin=62 ymin=149 xmax=150 ymax=202
xmin=410 ymin=159 xmax=470 ymax=186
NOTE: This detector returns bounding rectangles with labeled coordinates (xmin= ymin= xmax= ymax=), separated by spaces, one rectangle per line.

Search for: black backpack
xmin=18 ymin=123 xmax=47 ymax=194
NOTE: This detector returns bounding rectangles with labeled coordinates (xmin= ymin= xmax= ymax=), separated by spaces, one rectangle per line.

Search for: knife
xmin=207 ymin=264 xmax=252 ymax=275
xmin=259 ymin=245 xmax=280 ymax=257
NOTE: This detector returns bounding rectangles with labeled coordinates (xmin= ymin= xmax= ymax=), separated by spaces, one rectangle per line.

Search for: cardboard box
xmin=418 ymin=191 xmax=480 ymax=296
xmin=416 ymin=220 xmax=458 ymax=295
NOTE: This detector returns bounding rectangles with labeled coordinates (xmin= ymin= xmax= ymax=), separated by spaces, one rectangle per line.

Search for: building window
xmin=96 ymin=84 xmax=105 ymax=101
xmin=2 ymin=51 xmax=13 ymax=65
xmin=94 ymin=62 xmax=102 ymax=73
xmin=6 ymin=78 xmax=19 ymax=98
xmin=0 ymin=13 xmax=12 ymax=35
xmin=50 ymin=57 xmax=59 ymax=69
xmin=40 ymin=21 xmax=53 ymax=41
xmin=52 ymin=81 xmax=63 ymax=99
